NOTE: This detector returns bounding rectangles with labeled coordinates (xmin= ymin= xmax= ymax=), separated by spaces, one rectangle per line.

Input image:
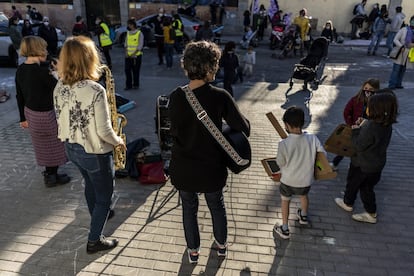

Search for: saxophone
xmin=101 ymin=65 xmax=127 ymax=170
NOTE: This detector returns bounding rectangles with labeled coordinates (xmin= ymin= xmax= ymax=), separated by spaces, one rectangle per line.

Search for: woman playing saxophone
xmin=53 ymin=35 xmax=126 ymax=254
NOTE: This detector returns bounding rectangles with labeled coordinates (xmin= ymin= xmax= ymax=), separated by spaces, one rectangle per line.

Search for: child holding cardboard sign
xmin=335 ymin=90 xmax=398 ymax=224
xmin=274 ymin=107 xmax=326 ymax=239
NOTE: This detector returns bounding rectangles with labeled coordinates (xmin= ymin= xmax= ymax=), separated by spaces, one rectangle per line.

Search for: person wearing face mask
xmin=94 ymin=16 xmax=113 ymax=69
xmin=331 ymin=78 xmax=380 ymax=170
xmin=37 ymin=16 xmax=58 ymax=57
xmin=321 ymin=20 xmax=337 ymax=43
xmin=149 ymin=8 xmax=166 ymax=65
xmin=22 ymin=19 xmax=34 ymax=37
xmin=388 ymin=15 xmax=414 ymax=89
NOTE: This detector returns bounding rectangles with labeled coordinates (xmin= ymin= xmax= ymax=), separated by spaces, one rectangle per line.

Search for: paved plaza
xmin=0 ymin=37 xmax=413 ymax=275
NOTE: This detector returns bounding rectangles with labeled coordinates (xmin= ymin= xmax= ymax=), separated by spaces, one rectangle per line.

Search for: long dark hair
xmin=367 ymin=89 xmax=398 ymax=126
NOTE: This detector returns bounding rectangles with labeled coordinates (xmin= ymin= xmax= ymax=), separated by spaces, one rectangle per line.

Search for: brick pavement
xmin=0 ymin=38 xmax=414 ymax=275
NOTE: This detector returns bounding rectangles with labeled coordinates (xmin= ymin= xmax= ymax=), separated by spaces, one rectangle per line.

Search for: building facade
xmin=1 ymin=0 xmax=413 ymax=37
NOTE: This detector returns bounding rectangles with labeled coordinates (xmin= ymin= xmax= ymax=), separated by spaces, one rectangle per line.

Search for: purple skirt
xmin=24 ymin=107 xmax=68 ymax=167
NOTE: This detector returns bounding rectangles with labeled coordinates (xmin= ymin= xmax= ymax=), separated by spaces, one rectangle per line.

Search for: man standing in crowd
xmin=150 ymin=8 xmax=166 ymax=65
xmin=350 ymin=0 xmax=367 ymax=39
xmin=124 ymin=19 xmax=144 ymax=90
xmin=386 ymin=6 xmax=405 ymax=57
xmin=37 ymin=16 xmax=58 ymax=57
xmin=95 ymin=16 xmax=113 ymax=69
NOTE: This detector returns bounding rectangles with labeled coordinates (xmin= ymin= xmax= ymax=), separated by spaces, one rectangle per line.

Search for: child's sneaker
xmin=334 ymin=198 xmax=353 ymax=212
xmin=352 ymin=212 xmax=377 ymax=224
xmin=274 ymin=225 xmax=290 ymax=239
xmin=214 ymin=240 xmax=227 ymax=257
xmin=297 ymin=209 xmax=308 ymax=225
xmin=187 ymin=248 xmax=199 ymax=264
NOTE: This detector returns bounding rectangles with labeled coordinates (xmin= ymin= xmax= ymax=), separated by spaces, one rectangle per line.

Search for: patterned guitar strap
xmin=182 ymin=85 xmax=249 ymax=166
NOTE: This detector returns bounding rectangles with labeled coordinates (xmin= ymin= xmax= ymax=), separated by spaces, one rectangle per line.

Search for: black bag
xmin=389 ymin=45 xmax=403 ymax=59
xmin=222 ymin=125 xmax=251 ymax=174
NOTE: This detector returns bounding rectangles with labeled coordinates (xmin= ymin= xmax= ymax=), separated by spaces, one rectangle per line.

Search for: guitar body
xmin=222 ymin=125 xmax=251 ymax=174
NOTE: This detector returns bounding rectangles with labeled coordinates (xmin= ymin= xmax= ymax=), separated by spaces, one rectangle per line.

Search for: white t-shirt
xmin=276 ymin=132 xmax=325 ymax=188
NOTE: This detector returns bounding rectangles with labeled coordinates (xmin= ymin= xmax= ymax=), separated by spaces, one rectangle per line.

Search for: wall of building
xmin=1 ymin=0 xmax=413 ymax=39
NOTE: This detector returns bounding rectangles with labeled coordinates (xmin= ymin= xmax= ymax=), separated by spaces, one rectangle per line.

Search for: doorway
xmin=85 ymin=0 xmax=121 ymax=28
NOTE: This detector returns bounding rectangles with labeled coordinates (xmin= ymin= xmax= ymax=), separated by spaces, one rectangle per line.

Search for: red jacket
xmin=343 ymin=96 xmax=366 ymax=126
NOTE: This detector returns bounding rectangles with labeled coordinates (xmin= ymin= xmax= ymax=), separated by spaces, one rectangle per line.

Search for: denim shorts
xmin=279 ymin=183 xmax=310 ymax=200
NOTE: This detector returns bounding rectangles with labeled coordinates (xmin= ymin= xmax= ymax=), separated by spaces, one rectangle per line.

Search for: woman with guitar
xmin=168 ymin=40 xmax=250 ymax=264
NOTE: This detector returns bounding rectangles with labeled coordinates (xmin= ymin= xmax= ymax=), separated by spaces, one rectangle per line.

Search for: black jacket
xmin=168 ymin=84 xmax=250 ymax=192
xmin=351 ymin=120 xmax=392 ymax=173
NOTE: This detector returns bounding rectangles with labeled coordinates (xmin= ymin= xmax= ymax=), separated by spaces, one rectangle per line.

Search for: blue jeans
xmin=179 ymin=190 xmax=227 ymax=250
xmin=64 ymin=142 xmax=114 ymax=242
xmin=386 ymin=31 xmax=397 ymax=55
xmin=388 ymin=63 xmax=406 ymax=88
xmin=164 ymin=43 xmax=174 ymax=68
xmin=368 ymin=31 xmax=384 ymax=53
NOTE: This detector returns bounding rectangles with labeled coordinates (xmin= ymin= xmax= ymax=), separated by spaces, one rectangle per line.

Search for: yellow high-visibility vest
xmin=126 ymin=31 xmax=142 ymax=57
xmin=99 ymin=22 xmax=112 ymax=47
xmin=174 ymin=19 xmax=183 ymax=37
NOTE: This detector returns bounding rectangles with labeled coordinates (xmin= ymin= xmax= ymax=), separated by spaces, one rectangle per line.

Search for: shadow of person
xmin=240 ymin=266 xmax=252 ymax=275
xmin=198 ymin=241 xmax=225 ymax=275
xmin=15 ymin=169 xmax=177 ymax=275
xmin=177 ymin=249 xmax=197 ymax=276
xmin=268 ymin=230 xmax=289 ymax=275
xmin=281 ymin=88 xmax=312 ymax=129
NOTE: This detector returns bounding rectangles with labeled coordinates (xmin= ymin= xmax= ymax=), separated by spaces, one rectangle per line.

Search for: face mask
xmin=127 ymin=27 xmax=131 ymax=31
xmin=159 ymin=13 xmax=163 ymax=17
xmin=43 ymin=22 xmax=49 ymax=26
xmin=95 ymin=20 xmax=100 ymax=25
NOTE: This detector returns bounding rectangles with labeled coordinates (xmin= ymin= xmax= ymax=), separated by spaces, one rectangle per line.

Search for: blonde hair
xmin=19 ymin=36 xmax=48 ymax=57
xmin=58 ymin=36 xmax=102 ymax=86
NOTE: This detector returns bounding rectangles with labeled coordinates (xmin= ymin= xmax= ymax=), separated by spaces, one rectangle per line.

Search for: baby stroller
xmin=269 ymin=25 xmax=285 ymax=50
xmin=289 ymin=37 xmax=329 ymax=91
xmin=274 ymin=25 xmax=301 ymax=59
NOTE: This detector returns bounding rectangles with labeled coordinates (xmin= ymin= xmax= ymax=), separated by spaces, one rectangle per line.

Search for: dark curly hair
xmin=182 ymin=41 xmax=221 ymax=81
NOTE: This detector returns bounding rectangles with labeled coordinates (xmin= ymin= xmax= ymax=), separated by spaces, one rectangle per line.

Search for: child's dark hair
xmin=282 ymin=106 xmax=304 ymax=128
xmin=367 ymin=89 xmax=398 ymax=126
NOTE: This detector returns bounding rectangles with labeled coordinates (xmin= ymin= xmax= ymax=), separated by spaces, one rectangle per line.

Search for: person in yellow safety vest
xmin=124 ymin=19 xmax=144 ymax=90
xmin=95 ymin=16 xmax=112 ymax=68
xmin=163 ymin=17 xmax=175 ymax=69
xmin=172 ymin=13 xmax=184 ymax=54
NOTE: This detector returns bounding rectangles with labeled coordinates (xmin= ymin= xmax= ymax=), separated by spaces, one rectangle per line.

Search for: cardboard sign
xmin=264 ymin=112 xmax=337 ymax=181
xmin=324 ymin=124 xmax=356 ymax=157
xmin=261 ymin=158 xmax=281 ymax=182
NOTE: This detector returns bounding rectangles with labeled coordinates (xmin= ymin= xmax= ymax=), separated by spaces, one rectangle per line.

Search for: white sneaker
xmin=334 ymin=198 xmax=353 ymax=212
xmin=352 ymin=212 xmax=377 ymax=224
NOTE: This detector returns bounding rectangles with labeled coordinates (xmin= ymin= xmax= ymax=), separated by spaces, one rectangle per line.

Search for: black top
xmin=37 ymin=24 xmax=58 ymax=54
xmin=168 ymin=83 xmax=250 ymax=192
xmin=220 ymin=52 xmax=239 ymax=73
xmin=351 ymin=120 xmax=392 ymax=173
xmin=15 ymin=63 xmax=57 ymax=122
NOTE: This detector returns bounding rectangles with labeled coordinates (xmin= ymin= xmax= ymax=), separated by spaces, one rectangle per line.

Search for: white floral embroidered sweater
xmin=53 ymin=80 xmax=122 ymax=154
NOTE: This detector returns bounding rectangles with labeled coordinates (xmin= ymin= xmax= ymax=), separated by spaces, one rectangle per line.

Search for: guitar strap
xmin=182 ymin=85 xmax=249 ymax=166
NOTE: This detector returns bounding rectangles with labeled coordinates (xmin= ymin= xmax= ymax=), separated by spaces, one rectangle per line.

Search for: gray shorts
xmin=279 ymin=183 xmax=311 ymax=200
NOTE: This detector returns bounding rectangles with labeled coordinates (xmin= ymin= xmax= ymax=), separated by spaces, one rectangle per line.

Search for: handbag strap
xmin=182 ymin=85 xmax=248 ymax=166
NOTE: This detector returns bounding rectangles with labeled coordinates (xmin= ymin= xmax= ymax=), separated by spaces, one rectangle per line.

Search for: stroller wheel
xmin=310 ymin=81 xmax=319 ymax=90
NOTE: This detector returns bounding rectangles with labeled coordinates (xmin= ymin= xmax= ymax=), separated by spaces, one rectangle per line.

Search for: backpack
xmin=353 ymin=4 xmax=359 ymax=15
xmin=109 ymin=27 xmax=116 ymax=42
xmin=169 ymin=26 xmax=176 ymax=40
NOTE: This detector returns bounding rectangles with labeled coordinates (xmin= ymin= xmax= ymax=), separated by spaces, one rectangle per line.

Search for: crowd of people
xmin=3 ymin=1 xmax=412 ymax=265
